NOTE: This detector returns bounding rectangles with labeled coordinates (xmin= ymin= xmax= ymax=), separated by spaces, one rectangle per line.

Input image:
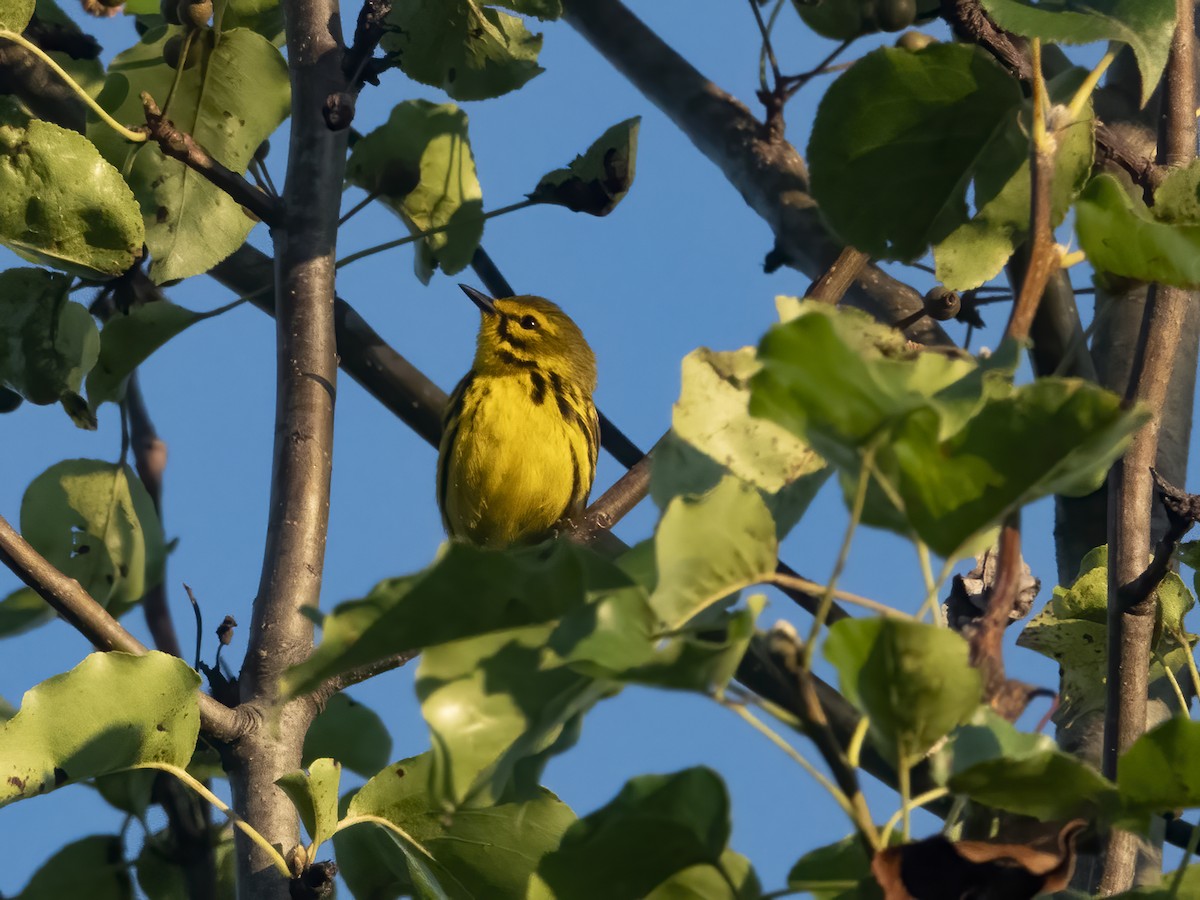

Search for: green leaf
xmin=418 ymin=623 xmax=609 ymax=808
xmin=11 ymin=835 xmax=132 ymax=900
xmin=650 ymin=347 xmax=828 ymax=538
xmin=222 ymin=0 xmax=284 ymax=39
xmin=938 ymin=707 xmax=1058 ymax=780
xmin=136 ymin=826 xmax=235 ymax=900
xmin=538 ymin=768 xmax=730 ymax=900
xmin=751 ymin=304 xmax=1148 ymax=558
xmin=1017 ymin=546 xmax=1194 ymax=730
xmin=276 ymin=757 xmax=341 ymax=850
xmin=980 ymin=0 xmax=1174 ymax=106
xmin=20 ymin=459 xmax=166 ymax=613
xmin=283 ymin=540 xmax=630 ymax=697
xmin=303 ymin=692 xmax=392 ymax=778
xmin=648 ymin=849 xmax=762 ymax=900
xmin=495 ymin=0 xmax=560 ymax=18
xmin=92 ymin=769 xmax=158 ymax=817
xmin=808 ymin=44 xmax=1022 ymax=262
xmin=1109 ymin=864 xmax=1200 ymax=898
xmin=792 ymin=0 xmax=941 ymax=40
xmin=529 ymin=117 xmax=640 ymax=216
xmin=0 ymin=99 xmax=144 ymax=277
xmin=1117 ymin=717 xmax=1200 ymax=826
xmin=824 ymin=618 xmax=982 ymax=761
xmin=0 ymin=587 xmax=76 ymax=642
xmin=89 ymin=26 xmax=289 ymax=283
xmin=0 ymin=652 xmax=200 ymax=806
xmin=0 ymin=268 xmax=98 ymax=423
xmin=1076 ymin=172 xmax=1200 ymax=287
xmin=345 ymin=100 xmax=483 ymax=283
xmin=934 ymin=69 xmax=1095 ymax=290
xmin=787 ymin=834 xmax=876 ymax=900
xmin=382 ymin=0 xmax=543 ymax=101
xmin=335 ymin=752 xmax=576 ymax=900
xmin=949 ymin=744 xmax=1120 ymax=821
xmin=0 ymin=695 xmax=15 ymax=722
xmin=85 ymin=300 xmax=204 ymax=410
xmin=31 ymin=0 xmax=105 ymax=99
xmin=0 ymin=0 xmax=34 ymax=29
xmin=649 ymin=476 xmax=777 ymax=632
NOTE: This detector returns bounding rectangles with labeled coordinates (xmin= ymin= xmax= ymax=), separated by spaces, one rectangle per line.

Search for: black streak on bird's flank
xmin=529 ymin=371 xmax=547 ymax=405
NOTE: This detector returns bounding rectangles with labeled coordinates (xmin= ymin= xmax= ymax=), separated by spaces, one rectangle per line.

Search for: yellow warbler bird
xmin=437 ymin=284 xmax=599 ymax=548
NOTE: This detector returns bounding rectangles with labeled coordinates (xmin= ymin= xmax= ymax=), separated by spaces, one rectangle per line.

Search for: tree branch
xmin=140 ymin=93 xmax=282 ymax=227
xmin=560 ymin=0 xmax=952 ymax=347
xmin=1099 ymin=2 xmax=1197 ymax=891
xmin=0 ymin=513 xmax=249 ymax=742
xmin=226 ymin=0 xmax=349 ymax=891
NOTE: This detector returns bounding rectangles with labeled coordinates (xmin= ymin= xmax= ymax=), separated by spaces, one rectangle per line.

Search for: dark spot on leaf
xmin=447 ymin=67 xmax=456 ymax=82
xmin=7 ymin=775 xmax=26 ymax=790
xmin=395 ymin=767 xmax=405 ymax=778
xmin=53 ymin=767 xmax=69 ymax=786
xmin=118 ymin=563 xmax=129 ymax=577
xmin=1082 ymin=634 xmax=1093 ymax=643
xmin=73 ymin=543 xmax=90 ymax=556
xmin=156 ymin=206 xmax=170 ymax=223
xmin=156 ymin=723 xmax=167 ymax=731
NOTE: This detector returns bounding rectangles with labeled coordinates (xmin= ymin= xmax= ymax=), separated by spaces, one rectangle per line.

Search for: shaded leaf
xmin=934 ymin=69 xmax=1095 ymax=290
xmin=382 ymin=0 xmax=543 ymax=101
xmin=11 ymin=835 xmax=132 ymax=900
xmin=808 ymin=44 xmax=1022 ymax=262
xmin=788 ymin=834 xmax=878 ymax=899
xmin=418 ymin=623 xmax=609 ymax=808
xmin=980 ymin=0 xmax=1174 ymax=105
xmin=1117 ymin=718 xmax=1200 ymax=827
xmin=0 ymin=652 xmax=200 ymax=806
xmin=651 ymin=346 xmax=828 ymax=538
xmin=135 ymin=826 xmax=235 ymax=900
xmin=647 ymin=849 xmax=762 ymax=900
xmin=89 ymin=26 xmax=289 ymax=282
xmin=824 ymin=618 xmax=982 ymax=761
xmin=303 ymin=692 xmax=392 ymax=778
xmin=283 ymin=540 xmax=631 ymax=697
xmin=538 ymin=768 xmax=730 ymax=900
xmin=0 ymin=268 xmax=98 ymax=420
xmin=529 ymin=117 xmax=640 ymax=216
xmin=0 ymin=99 xmax=143 ymax=276
xmin=0 ymin=587 xmax=57 ymax=640
xmin=20 ymin=459 xmax=165 ymax=614
xmin=949 ymin=746 xmax=1119 ymax=822
xmin=335 ymin=752 xmax=575 ymax=900
xmin=277 ymin=758 xmax=341 ymax=850
xmin=346 ymin=100 xmax=483 ymax=282
xmin=86 ymin=300 xmax=205 ymax=410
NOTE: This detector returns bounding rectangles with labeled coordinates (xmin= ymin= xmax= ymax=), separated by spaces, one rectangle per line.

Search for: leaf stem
xmin=845 ymin=715 xmax=870 ymax=769
xmin=1168 ymin=812 xmax=1200 ymax=898
xmin=801 ymin=442 xmax=874 ymax=671
xmin=772 ymin=572 xmax=911 ymax=619
xmin=880 ymin=786 xmax=948 ymax=848
xmin=0 ymin=31 xmax=147 ymax=144
xmin=334 ymin=199 xmax=537 ymax=270
xmin=896 ymin=750 xmax=913 ymax=841
xmin=338 ymin=190 xmax=381 ymax=226
xmin=133 ymin=762 xmax=292 ymax=878
xmin=1158 ymin=650 xmax=1189 ymax=717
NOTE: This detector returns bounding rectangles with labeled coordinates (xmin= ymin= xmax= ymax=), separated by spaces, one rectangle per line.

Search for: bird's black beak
xmin=459 ymin=284 xmax=496 ymax=314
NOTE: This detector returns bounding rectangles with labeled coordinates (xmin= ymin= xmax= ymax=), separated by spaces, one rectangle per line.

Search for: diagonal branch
xmin=140 ymin=93 xmax=282 ymax=226
xmin=0 ymin=513 xmax=250 ymax=742
xmin=559 ymin=0 xmax=951 ymax=347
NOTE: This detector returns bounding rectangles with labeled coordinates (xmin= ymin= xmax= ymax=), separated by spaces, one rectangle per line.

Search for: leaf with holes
xmin=529 ymin=117 xmax=640 ymax=216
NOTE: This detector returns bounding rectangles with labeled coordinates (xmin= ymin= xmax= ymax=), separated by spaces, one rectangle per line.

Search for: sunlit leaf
xmin=529 ymin=117 xmax=640 ymax=217
xmin=20 ymin=459 xmax=165 ymax=613
xmin=647 ymin=849 xmax=761 ymax=900
xmin=0 ymin=652 xmax=200 ymax=807
xmin=335 ymin=752 xmax=575 ymax=899
xmin=1076 ymin=172 xmax=1200 ymax=288
xmin=651 ymin=347 xmax=828 ymax=539
xmin=0 ymin=99 xmax=144 ymax=277
xmin=346 ymin=100 xmax=483 ymax=282
xmin=0 ymin=0 xmax=34 ymax=30
xmin=277 ymin=758 xmax=341 ymax=850
xmin=89 ymin=26 xmax=289 ymax=283
xmin=382 ymin=0 xmax=543 ymax=101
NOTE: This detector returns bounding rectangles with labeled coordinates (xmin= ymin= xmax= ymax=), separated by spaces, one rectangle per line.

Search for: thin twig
xmin=807 ymin=246 xmax=869 ymax=305
xmin=140 ymin=93 xmax=282 ymax=226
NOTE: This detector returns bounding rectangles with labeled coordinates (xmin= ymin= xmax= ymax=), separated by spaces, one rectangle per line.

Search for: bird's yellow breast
xmin=439 ymin=371 xmax=594 ymax=548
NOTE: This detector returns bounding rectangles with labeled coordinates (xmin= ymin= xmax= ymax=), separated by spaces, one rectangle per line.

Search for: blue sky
xmin=0 ymin=1 xmax=1137 ymax=895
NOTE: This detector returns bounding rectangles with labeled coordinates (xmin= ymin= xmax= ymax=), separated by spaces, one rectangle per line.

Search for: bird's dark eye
xmin=519 ymin=315 xmax=540 ymax=330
